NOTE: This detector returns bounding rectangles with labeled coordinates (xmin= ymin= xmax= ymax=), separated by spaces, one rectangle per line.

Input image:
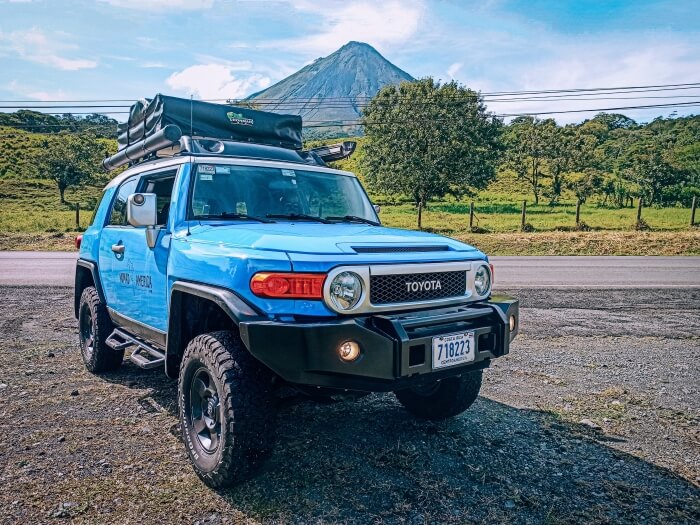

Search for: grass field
xmin=0 ymin=175 xmax=698 ymax=254
xmin=379 ymin=200 xmax=694 ymax=233
xmin=0 ymin=179 xmax=102 ymax=233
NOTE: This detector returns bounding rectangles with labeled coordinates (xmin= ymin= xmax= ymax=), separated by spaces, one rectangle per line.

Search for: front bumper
xmin=239 ymin=295 xmax=518 ymax=393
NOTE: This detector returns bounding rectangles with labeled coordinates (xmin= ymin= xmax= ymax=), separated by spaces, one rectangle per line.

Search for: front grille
xmin=370 ymin=271 xmax=467 ymax=305
xmin=352 ymin=245 xmax=449 ymax=254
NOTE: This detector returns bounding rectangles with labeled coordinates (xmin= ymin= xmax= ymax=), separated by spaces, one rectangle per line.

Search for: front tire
xmin=394 ymin=370 xmax=483 ymax=420
xmin=178 ymin=331 xmax=276 ymax=488
xmin=78 ymin=287 xmax=122 ymax=373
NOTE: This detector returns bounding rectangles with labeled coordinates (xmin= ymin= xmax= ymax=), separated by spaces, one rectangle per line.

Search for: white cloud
xmin=0 ymin=28 xmax=97 ymax=70
xmin=447 ymin=62 xmax=463 ymax=79
xmin=98 ymin=0 xmax=214 ymax=11
xmin=26 ymin=89 xmax=69 ymax=101
xmin=141 ymin=61 xmax=167 ymax=69
xmin=268 ymin=0 xmax=425 ymax=55
xmin=5 ymin=80 xmax=70 ymax=101
xmin=166 ymin=64 xmax=270 ymax=100
xmin=475 ymin=37 xmax=700 ymax=123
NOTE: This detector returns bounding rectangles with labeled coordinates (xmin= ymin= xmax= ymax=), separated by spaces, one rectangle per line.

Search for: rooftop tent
xmin=116 ymin=94 xmax=303 ymax=152
xmin=103 ymin=94 xmax=354 ymax=171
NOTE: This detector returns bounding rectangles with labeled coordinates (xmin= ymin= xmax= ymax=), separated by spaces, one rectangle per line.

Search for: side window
xmin=140 ymin=172 xmax=176 ymax=226
xmin=108 ymin=177 xmax=139 ymax=226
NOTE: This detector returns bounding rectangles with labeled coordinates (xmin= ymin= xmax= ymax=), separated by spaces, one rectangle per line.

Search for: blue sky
xmin=1 ymin=0 xmax=699 ymax=123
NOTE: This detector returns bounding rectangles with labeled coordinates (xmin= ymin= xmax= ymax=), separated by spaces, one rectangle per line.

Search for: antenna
xmin=190 ymin=94 xmax=194 ymax=136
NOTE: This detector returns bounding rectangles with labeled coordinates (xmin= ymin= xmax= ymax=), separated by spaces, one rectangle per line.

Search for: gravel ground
xmin=0 ymin=286 xmax=698 ymax=524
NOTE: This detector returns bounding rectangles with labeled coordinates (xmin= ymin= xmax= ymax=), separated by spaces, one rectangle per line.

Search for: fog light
xmin=509 ymin=314 xmax=516 ymax=332
xmin=338 ymin=341 xmax=361 ymax=362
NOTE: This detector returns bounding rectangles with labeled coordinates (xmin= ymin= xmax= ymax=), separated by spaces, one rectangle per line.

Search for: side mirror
xmin=373 ymin=204 xmax=381 ymax=214
xmin=127 ymin=193 xmax=157 ymax=227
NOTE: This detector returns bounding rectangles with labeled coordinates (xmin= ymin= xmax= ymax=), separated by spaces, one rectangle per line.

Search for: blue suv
xmin=74 ymin=95 xmax=519 ymax=487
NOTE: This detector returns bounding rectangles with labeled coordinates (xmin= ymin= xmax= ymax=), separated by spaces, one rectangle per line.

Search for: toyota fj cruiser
xmin=74 ymin=95 xmax=519 ymax=488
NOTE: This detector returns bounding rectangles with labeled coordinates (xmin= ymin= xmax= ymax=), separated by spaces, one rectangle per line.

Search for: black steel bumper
xmin=239 ymin=295 xmax=518 ymax=392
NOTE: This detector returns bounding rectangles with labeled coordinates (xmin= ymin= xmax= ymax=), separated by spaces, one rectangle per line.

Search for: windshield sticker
xmin=199 ymin=174 xmax=213 ymax=181
xmin=227 ymin=111 xmax=254 ymax=126
xmin=282 ymin=169 xmax=296 ymax=177
xmin=198 ymin=164 xmax=215 ymax=174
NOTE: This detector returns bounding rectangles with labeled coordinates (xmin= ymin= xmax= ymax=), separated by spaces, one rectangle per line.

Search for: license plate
xmin=432 ymin=332 xmax=475 ymax=369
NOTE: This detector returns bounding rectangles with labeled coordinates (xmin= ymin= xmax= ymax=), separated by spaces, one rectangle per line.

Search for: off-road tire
xmin=178 ymin=331 xmax=276 ymax=488
xmin=394 ymin=370 xmax=483 ymax=420
xmin=78 ymin=286 xmax=122 ymax=373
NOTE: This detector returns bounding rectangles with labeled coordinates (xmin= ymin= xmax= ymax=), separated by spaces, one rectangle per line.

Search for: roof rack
xmin=102 ymin=130 xmax=356 ymax=171
xmin=102 ymin=94 xmax=356 ymax=171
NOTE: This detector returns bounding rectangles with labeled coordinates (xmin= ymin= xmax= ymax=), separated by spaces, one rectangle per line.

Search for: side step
xmin=106 ymin=328 xmax=165 ymax=370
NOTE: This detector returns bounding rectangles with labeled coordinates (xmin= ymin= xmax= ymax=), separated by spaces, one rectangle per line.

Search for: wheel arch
xmin=165 ymin=281 xmax=263 ymax=378
xmin=75 ymin=259 xmax=106 ymax=319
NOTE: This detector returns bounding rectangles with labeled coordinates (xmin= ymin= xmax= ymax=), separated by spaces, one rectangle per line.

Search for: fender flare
xmin=165 ymin=281 xmax=264 ymax=377
xmin=75 ymin=259 xmax=106 ymax=318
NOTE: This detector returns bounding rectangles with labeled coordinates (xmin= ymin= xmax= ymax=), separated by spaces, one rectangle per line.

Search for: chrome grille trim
xmin=322 ymin=261 xmax=491 ymax=315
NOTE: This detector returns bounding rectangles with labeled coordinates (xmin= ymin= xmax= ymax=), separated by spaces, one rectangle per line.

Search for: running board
xmin=106 ymin=328 xmax=165 ymax=370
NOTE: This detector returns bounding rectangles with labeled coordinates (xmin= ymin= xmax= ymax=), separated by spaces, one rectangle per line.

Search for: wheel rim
xmin=189 ymin=368 xmax=221 ymax=453
xmin=79 ymin=305 xmax=95 ymax=359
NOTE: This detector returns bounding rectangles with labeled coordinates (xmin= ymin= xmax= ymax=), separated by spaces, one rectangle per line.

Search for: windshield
xmin=190 ymin=163 xmax=377 ymax=223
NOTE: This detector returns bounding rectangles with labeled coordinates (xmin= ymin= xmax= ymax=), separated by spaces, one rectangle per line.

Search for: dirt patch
xmin=0 ymin=286 xmax=698 ymax=524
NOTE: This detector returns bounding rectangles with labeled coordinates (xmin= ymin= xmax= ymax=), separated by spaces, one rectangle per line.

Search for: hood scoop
xmin=351 ymin=245 xmax=450 ymax=254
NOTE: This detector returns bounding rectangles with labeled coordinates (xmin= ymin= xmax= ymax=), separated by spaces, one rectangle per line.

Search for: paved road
xmin=0 ymin=252 xmax=698 ymax=288
xmin=491 ymin=255 xmax=700 ymax=288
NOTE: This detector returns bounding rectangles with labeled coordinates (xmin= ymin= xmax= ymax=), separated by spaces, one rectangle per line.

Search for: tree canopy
xmin=361 ymin=78 xmax=501 ymax=228
xmin=38 ymin=133 xmax=108 ymax=203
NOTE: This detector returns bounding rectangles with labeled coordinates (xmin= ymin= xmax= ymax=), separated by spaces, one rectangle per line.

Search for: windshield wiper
xmin=326 ymin=215 xmax=380 ymax=226
xmin=265 ymin=213 xmax=331 ymax=223
xmin=196 ymin=212 xmax=275 ymax=223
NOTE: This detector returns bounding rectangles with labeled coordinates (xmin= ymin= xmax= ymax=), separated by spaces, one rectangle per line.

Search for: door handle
xmin=111 ymin=244 xmax=125 ymax=254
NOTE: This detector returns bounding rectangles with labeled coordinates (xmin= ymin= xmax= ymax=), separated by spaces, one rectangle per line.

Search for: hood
xmin=185 ymin=222 xmax=481 ymax=256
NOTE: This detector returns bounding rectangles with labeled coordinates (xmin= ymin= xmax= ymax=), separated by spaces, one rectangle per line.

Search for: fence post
xmin=691 ymin=196 xmax=697 ymax=226
xmin=575 ymin=201 xmax=581 ymax=225
xmin=75 ymin=203 xmax=80 ymax=229
xmin=636 ymin=198 xmax=643 ymax=223
xmin=469 ymin=201 xmax=474 ymax=229
xmin=521 ymin=200 xmax=527 ymax=231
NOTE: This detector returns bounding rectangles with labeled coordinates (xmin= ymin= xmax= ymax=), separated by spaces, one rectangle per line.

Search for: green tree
xmin=623 ymin=136 xmax=683 ymax=205
xmin=546 ymin=124 xmax=590 ymax=205
xmin=565 ymin=170 xmax=603 ymax=205
xmin=39 ymin=132 xmax=105 ymax=203
xmin=501 ymin=116 xmax=557 ymax=205
xmin=361 ymin=78 xmax=501 ymax=228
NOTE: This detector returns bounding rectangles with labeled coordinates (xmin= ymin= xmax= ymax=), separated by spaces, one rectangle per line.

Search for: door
xmin=98 ymin=169 xmax=177 ymax=334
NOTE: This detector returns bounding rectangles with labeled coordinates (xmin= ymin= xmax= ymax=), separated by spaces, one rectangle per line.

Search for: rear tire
xmin=178 ymin=331 xmax=276 ymax=488
xmin=78 ymin=287 xmax=122 ymax=373
xmin=394 ymin=370 xmax=483 ymax=420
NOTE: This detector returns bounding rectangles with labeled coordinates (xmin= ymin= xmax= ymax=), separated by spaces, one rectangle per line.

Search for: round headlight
xmin=329 ymin=271 xmax=363 ymax=311
xmin=474 ymin=265 xmax=491 ymax=296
